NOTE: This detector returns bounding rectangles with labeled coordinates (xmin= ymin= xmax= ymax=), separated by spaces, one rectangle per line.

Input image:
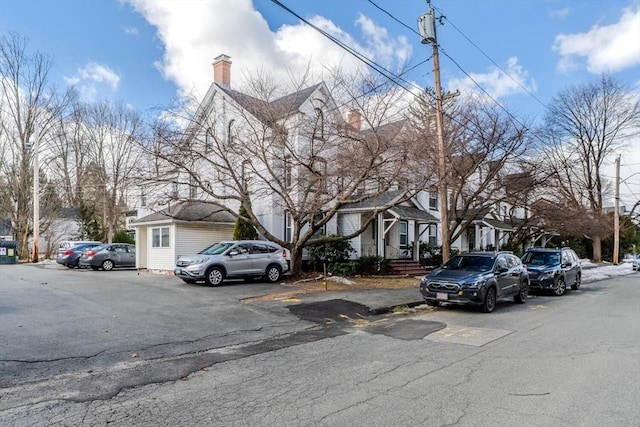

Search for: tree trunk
xmin=290 ymin=246 xmax=304 ymax=276
xmin=591 ymin=235 xmax=602 ymax=263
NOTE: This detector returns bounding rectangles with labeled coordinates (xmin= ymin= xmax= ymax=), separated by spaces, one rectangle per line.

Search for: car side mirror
xmin=228 ymin=250 xmax=238 ymax=257
xmin=497 ymin=266 xmax=509 ymax=273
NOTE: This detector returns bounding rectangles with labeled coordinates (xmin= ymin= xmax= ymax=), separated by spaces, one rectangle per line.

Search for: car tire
xmin=205 ymin=267 xmax=224 ymax=287
xmin=514 ymin=281 xmax=528 ymax=304
xmin=182 ymin=278 xmax=196 ymax=284
xmin=101 ymin=260 xmax=114 ymax=271
xmin=554 ymin=277 xmax=566 ymax=296
xmin=481 ymin=287 xmax=496 ymax=313
xmin=571 ymin=274 xmax=581 ymax=290
xmin=426 ymin=300 xmax=440 ymax=307
xmin=265 ymin=265 xmax=282 ymax=283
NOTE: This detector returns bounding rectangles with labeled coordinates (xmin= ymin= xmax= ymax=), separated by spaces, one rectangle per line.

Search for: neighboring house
xmin=131 ymin=201 xmax=235 ymax=273
xmin=0 ymin=217 xmax=13 ymax=240
xmin=339 ymin=190 xmax=439 ymax=261
xmin=454 ymin=207 xmax=514 ymax=252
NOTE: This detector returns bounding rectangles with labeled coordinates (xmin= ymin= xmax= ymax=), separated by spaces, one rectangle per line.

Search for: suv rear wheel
xmin=205 ymin=267 xmax=224 ymax=287
xmin=265 ymin=265 xmax=282 ymax=283
xmin=571 ymin=275 xmax=581 ymax=290
xmin=514 ymin=281 xmax=529 ymax=304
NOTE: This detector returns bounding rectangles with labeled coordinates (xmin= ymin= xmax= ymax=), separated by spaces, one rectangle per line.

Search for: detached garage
xmin=132 ymin=201 xmax=235 ymax=274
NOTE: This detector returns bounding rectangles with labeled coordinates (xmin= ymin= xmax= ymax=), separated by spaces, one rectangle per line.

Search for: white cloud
xmin=553 ymin=4 xmax=640 ymax=73
xmin=123 ymin=0 xmax=410 ymax=100
xmin=355 ymin=14 xmax=412 ymax=70
xmin=447 ymin=56 xmax=537 ymax=101
xmin=63 ymin=62 xmax=120 ymax=102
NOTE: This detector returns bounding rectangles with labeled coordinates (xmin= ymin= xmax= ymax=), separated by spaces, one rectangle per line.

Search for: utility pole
xmin=613 ymin=154 xmax=620 ymax=265
xmin=32 ymin=122 xmax=40 ymax=263
xmin=418 ymin=2 xmax=450 ymax=263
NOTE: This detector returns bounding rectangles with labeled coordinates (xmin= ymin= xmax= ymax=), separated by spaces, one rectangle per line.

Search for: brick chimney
xmin=348 ymin=109 xmax=362 ymax=131
xmin=213 ymin=54 xmax=232 ymax=86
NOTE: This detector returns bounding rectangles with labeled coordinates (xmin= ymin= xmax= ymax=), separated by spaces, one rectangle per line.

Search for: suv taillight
xmin=64 ymin=249 xmax=74 ymax=256
xmin=281 ymin=249 xmax=287 ymax=258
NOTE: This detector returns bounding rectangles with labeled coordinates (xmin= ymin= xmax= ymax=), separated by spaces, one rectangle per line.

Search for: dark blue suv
xmin=521 ymin=247 xmax=581 ymax=296
xmin=420 ymin=252 xmax=529 ymax=313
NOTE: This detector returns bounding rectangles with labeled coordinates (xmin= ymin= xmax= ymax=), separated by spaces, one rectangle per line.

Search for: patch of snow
xmin=582 ymin=261 xmax=635 ymax=283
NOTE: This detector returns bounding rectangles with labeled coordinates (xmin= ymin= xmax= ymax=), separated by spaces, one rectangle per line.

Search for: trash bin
xmin=0 ymin=240 xmax=18 ymax=264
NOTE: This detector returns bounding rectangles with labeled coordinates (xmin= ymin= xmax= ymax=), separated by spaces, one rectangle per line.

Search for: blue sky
xmin=2 ymin=0 xmax=639 ymax=204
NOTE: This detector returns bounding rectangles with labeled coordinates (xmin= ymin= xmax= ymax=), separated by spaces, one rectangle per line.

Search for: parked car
xmin=175 ymin=240 xmax=289 ymax=286
xmin=419 ymin=251 xmax=529 ymax=313
xmin=521 ymin=247 xmax=581 ymax=296
xmin=632 ymin=254 xmax=640 ymax=271
xmin=79 ymin=243 xmax=136 ymax=271
xmin=56 ymin=240 xmax=102 ymax=259
xmin=55 ymin=242 xmax=103 ymax=268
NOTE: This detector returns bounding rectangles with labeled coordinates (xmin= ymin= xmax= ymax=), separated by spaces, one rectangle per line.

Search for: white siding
xmin=146 ymin=224 xmax=177 ymax=271
xmin=175 ymin=224 xmax=235 ymax=261
xmin=338 ymin=213 xmax=361 ymax=259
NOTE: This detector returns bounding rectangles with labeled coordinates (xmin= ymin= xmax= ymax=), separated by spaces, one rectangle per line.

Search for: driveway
xmin=0 ymin=263 xmax=306 ymax=387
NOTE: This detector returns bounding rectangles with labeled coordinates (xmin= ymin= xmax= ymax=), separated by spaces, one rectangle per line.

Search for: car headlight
xmin=464 ymin=279 xmax=486 ymax=288
xmin=540 ymin=270 xmax=558 ymax=280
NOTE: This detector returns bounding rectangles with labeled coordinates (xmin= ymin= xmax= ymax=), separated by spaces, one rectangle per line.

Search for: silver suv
xmin=174 ymin=240 xmax=289 ymax=286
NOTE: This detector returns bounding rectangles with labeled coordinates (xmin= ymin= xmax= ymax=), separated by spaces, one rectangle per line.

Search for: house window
xmin=399 ymin=221 xmax=408 ymax=247
xmin=171 ymin=182 xmax=179 ymax=198
xmin=284 ymin=155 xmax=292 ymax=189
xmin=429 ymin=190 xmax=438 ymax=210
xmin=152 ymin=227 xmax=170 ymax=248
xmin=313 ymin=212 xmax=326 ymax=236
xmin=428 ymin=224 xmax=437 ymax=246
xmin=306 ymin=156 xmax=327 ymax=193
xmin=284 ymin=212 xmax=293 ymax=242
xmin=313 ymin=108 xmax=324 ymax=141
xmin=227 ymin=120 xmax=235 ymax=145
xmin=189 ymin=176 xmax=198 ymax=199
xmin=140 ymin=188 xmax=147 ymax=207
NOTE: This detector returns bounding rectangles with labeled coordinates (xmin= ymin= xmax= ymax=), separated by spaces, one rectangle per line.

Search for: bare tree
xmin=81 ymin=101 xmax=145 ymax=243
xmin=46 ymin=99 xmax=91 ymax=208
xmin=412 ymin=94 xmax=532 ymax=251
xmin=144 ymin=71 xmax=430 ymax=274
xmin=536 ymin=75 xmax=640 ymax=261
xmin=0 ymin=32 xmax=71 ymax=259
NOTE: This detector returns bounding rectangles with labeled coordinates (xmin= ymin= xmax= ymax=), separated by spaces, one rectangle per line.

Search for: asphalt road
xmin=1 ymin=263 xmax=639 ymax=426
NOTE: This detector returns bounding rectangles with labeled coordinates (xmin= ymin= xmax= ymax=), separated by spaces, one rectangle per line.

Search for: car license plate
xmin=436 ymin=292 xmax=448 ymax=300
xmin=175 ymin=268 xmax=181 ymax=274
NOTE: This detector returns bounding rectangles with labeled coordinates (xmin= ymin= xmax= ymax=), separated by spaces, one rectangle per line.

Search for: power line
xmin=367 ymin=0 xmax=420 ymax=36
xmin=435 ymin=11 xmax=548 ymax=110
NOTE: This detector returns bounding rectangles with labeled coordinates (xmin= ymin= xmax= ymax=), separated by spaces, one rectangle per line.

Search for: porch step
xmin=388 ymin=260 xmax=427 ymax=277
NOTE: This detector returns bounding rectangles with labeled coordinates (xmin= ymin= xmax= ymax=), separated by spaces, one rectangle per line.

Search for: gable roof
xmin=131 ymin=201 xmax=235 ymax=226
xmin=458 ymin=208 xmax=513 ymax=231
xmin=341 ymin=190 xmax=406 ymax=210
xmin=217 ymin=82 xmax=323 ymax=125
xmin=340 ymin=190 xmax=436 ymax=222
